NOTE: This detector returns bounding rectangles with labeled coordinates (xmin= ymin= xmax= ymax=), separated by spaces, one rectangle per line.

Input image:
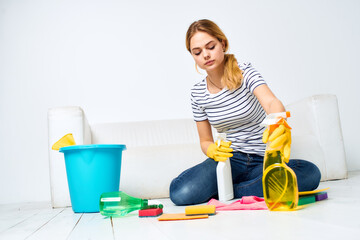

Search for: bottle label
xmin=101 ymin=197 xmax=121 ymax=202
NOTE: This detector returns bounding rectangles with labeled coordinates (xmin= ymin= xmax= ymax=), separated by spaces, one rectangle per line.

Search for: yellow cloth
xmin=51 ymin=133 xmax=76 ymax=150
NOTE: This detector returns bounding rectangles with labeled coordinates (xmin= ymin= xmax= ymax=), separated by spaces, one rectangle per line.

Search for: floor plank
xmin=27 ymin=208 xmax=82 ymax=240
xmin=0 ymin=205 xmax=62 ymax=240
xmin=0 ymin=202 xmax=54 ymax=233
xmin=67 ymin=213 xmax=114 ymax=240
xmin=112 ymin=212 xmax=169 ymax=240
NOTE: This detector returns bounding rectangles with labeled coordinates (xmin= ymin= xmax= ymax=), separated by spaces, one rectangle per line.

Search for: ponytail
xmin=222 ymin=54 xmax=243 ymax=90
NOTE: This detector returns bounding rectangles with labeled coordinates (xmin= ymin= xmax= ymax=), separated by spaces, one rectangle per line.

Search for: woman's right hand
xmin=206 ymin=140 xmax=233 ymax=162
xmin=262 ymin=118 xmax=292 ymax=163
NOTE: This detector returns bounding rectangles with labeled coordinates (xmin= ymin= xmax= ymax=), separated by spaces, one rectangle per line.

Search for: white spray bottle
xmin=216 ymin=133 xmax=234 ymax=202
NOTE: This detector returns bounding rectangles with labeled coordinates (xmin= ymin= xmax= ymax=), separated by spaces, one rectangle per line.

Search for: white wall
xmin=0 ymin=0 xmax=359 ymax=204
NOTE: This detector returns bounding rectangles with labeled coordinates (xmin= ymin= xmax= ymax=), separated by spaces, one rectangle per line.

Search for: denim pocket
xmin=247 ymin=153 xmax=264 ymax=165
xmin=246 ymin=154 xmax=253 ymax=165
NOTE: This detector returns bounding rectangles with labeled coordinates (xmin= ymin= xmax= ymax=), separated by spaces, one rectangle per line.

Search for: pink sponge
xmin=139 ymin=208 xmax=163 ymax=217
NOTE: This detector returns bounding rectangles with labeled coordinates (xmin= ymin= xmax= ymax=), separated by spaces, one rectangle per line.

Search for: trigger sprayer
xmin=260 ymin=111 xmax=299 ymax=211
xmin=260 ymin=111 xmax=291 ymax=129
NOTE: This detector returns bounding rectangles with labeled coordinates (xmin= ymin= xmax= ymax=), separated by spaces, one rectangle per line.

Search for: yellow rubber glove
xmin=262 ymin=119 xmax=292 ymax=163
xmin=206 ymin=140 xmax=233 ymax=162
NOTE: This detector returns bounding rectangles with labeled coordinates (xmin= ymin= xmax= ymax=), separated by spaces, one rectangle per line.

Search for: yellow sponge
xmin=185 ymin=205 xmax=216 ymax=216
xmin=158 ymin=213 xmax=208 ymax=221
xmin=299 ymin=187 xmax=330 ymax=196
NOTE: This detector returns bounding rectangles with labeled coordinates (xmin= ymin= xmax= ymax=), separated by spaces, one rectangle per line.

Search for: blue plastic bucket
xmin=59 ymin=144 xmax=126 ymax=213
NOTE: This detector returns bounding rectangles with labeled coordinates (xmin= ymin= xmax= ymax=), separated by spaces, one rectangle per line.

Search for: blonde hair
xmin=186 ymin=19 xmax=243 ymax=90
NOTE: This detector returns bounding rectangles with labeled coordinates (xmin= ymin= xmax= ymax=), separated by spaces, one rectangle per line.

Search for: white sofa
xmin=48 ymin=94 xmax=347 ymax=208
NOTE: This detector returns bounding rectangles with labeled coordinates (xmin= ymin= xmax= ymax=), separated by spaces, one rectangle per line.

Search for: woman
xmin=169 ymin=19 xmax=321 ymax=206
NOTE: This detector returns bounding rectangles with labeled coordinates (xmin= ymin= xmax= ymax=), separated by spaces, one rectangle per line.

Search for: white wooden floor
xmin=1 ymin=171 xmax=360 ymax=240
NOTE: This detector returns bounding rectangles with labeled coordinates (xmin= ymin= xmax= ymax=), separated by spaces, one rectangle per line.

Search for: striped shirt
xmin=190 ymin=62 xmax=267 ymax=156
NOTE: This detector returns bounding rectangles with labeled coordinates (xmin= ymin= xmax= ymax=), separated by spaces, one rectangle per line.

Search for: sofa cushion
xmin=286 ymin=94 xmax=347 ymax=181
xmin=120 ymin=144 xmax=204 ymax=199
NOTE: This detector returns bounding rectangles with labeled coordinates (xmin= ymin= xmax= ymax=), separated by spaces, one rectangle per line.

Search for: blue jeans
xmin=169 ymin=152 xmax=321 ymax=206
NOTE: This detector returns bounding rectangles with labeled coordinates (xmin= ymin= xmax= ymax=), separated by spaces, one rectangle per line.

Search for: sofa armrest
xmin=48 ymin=106 xmax=91 ymax=208
xmin=286 ymin=94 xmax=347 ymax=181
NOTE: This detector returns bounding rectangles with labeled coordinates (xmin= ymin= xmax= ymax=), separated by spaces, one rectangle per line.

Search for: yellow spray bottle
xmin=261 ymin=111 xmax=298 ymax=211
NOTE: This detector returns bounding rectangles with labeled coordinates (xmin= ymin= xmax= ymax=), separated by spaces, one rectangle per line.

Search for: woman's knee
xmin=291 ymin=160 xmax=321 ymax=191
xmin=169 ymin=158 xmax=218 ymax=205
xmin=306 ymin=161 xmax=321 ymax=189
xmin=169 ymin=179 xmax=194 ymax=206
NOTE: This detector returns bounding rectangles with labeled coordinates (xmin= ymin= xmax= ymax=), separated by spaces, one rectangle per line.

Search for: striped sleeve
xmin=241 ymin=63 xmax=267 ymax=93
xmin=191 ymin=91 xmax=208 ymax=122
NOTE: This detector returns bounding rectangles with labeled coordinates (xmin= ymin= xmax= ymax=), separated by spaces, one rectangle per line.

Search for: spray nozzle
xmin=260 ymin=111 xmax=291 ymax=127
